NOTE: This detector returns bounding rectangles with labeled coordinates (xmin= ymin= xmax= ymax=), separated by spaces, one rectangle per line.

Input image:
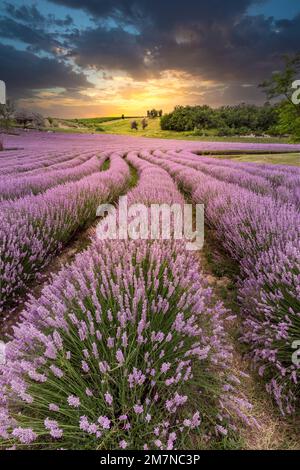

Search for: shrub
xmin=217 ymin=127 xmax=236 ymax=137
xmin=131 ymin=120 xmax=138 ymax=130
xmin=0 ymin=237 xmax=252 ymax=449
xmin=0 ymin=154 xmax=130 ymax=311
xmin=141 ymin=150 xmax=300 ymax=415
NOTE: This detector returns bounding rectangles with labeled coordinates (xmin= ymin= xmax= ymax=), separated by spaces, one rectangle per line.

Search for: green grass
xmin=71 ymin=117 xmax=122 ymax=126
xmin=101 ymin=158 xmax=110 ymax=171
xmin=99 ymin=118 xmax=291 ymax=143
xmin=68 ymin=116 xmax=142 ymax=128
xmin=211 ymin=152 xmax=300 ymax=166
xmin=48 ymin=117 xmax=292 ymax=144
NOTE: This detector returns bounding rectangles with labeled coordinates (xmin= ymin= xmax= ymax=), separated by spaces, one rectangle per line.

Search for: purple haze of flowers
xmin=140 ymin=149 xmax=300 ymax=414
xmin=0 ymin=148 xmax=254 ymax=449
xmin=0 ymin=152 xmax=130 ymax=312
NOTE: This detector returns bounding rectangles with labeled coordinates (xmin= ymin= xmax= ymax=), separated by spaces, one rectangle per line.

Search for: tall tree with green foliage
xmin=259 ymin=54 xmax=300 ymax=112
xmin=260 ymin=54 xmax=300 ymax=140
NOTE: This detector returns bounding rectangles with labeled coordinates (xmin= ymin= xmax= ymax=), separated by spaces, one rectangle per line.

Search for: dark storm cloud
xmin=64 ymin=10 xmax=300 ymax=87
xmin=275 ymin=14 xmax=300 ymax=48
xmin=2 ymin=0 xmax=300 ymax=105
xmin=50 ymin=0 xmax=265 ymax=27
xmin=49 ymin=0 xmax=300 ymax=86
xmin=0 ymin=17 xmax=62 ymax=52
xmin=66 ymin=26 xmax=146 ymax=78
xmin=0 ymin=43 xmax=89 ymax=99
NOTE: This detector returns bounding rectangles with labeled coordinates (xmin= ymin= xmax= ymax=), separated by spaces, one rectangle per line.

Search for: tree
xmin=161 ymin=105 xmax=219 ymax=131
xmin=276 ymin=102 xmax=300 ymax=141
xmin=260 ymin=53 xmax=300 ymax=140
xmin=131 ymin=120 xmax=138 ymax=130
xmin=121 ymin=114 xmax=125 ymax=120
xmin=146 ymin=109 xmax=161 ymax=118
xmin=141 ymin=118 xmax=148 ymax=130
xmin=149 ymin=109 xmax=158 ymax=118
xmin=0 ymin=100 xmax=15 ymax=131
xmin=259 ymin=54 xmax=300 ymax=115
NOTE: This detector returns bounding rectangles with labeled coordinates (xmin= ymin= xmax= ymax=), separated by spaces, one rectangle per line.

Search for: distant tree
xmin=150 ymin=109 xmax=158 ymax=118
xmin=161 ymin=105 xmax=218 ymax=131
xmin=146 ymin=109 xmax=161 ymax=118
xmin=121 ymin=114 xmax=125 ymax=119
xmin=141 ymin=118 xmax=148 ymax=130
xmin=0 ymin=99 xmax=15 ymax=131
xmin=131 ymin=120 xmax=138 ymax=130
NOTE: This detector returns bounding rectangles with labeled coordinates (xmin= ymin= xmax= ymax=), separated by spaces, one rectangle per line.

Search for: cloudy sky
xmin=0 ymin=0 xmax=300 ymax=117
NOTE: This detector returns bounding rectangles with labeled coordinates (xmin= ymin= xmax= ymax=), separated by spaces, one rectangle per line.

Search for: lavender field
xmin=0 ymin=132 xmax=300 ymax=450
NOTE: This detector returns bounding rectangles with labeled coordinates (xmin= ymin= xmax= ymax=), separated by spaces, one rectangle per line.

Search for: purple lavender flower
xmin=104 ymin=392 xmax=113 ymax=406
xmin=11 ymin=427 xmax=37 ymax=444
xmin=119 ymin=440 xmax=128 ymax=449
xmin=133 ymin=404 xmax=143 ymax=415
xmin=98 ymin=416 xmax=111 ymax=430
xmin=67 ymin=395 xmax=80 ymax=408
xmin=116 ymin=349 xmax=125 ymax=365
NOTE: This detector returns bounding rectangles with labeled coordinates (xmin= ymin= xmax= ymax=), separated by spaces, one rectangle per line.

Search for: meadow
xmin=47 ymin=116 xmax=292 ymax=144
xmin=0 ymin=131 xmax=299 ymax=450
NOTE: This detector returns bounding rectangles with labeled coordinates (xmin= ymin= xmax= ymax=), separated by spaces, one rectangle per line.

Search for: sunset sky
xmin=1 ymin=0 xmax=300 ymax=118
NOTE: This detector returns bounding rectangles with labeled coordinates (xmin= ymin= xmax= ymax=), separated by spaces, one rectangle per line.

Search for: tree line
xmin=160 ymin=103 xmax=278 ymax=136
xmin=161 ymin=54 xmax=300 ymax=139
xmin=147 ymin=109 xmax=163 ymax=118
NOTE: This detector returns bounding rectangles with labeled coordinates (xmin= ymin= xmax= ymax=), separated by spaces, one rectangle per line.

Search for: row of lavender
xmin=0 ymin=154 xmax=106 ymax=200
xmin=0 ymin=149 xmax=96 ymax=175
xmin=0 ymin=152 xmax=253 ymax=450
xmin=164 ymin=150 xmax=300 ymax=208
xmin=0 ymin=153 xmax=130 ymax=312
xmin=139 ymin=150 xmax=300 ymax=414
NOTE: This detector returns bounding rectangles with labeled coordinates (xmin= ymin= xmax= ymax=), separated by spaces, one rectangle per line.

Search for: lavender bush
xmin=0 ymin=239 xmax=243 ymax=449
xmin=1 ymin=132 xmax=299 ymax=449
xmin=0 ymin=153 xmax=253 ymax=450
xmin=140 ymin=150 xmax=300 ymax=414
xmin=164 ymin=150 xmax=300 ymax=208
xmin=0 ymin=155 xmax=104 ymax=200
xmin=0 ymin=153 xmax=130 ymax=312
